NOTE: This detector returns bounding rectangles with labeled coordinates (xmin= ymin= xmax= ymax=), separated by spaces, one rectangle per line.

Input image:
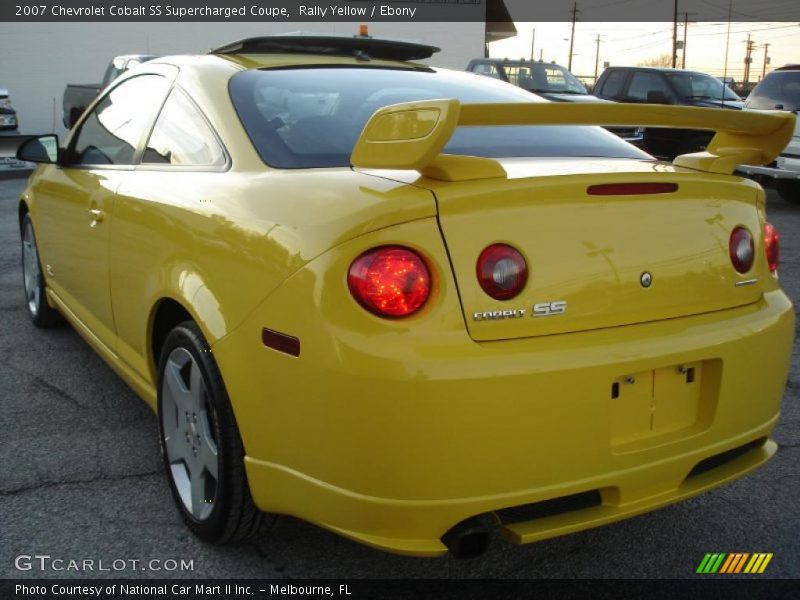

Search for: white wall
xmin=0 ymin=22 xmax=484 ymax=136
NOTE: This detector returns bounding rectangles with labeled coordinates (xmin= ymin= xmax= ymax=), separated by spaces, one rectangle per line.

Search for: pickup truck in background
xmin=593 ymin=66 xmax=743 ymax=159
xmin=62 ymin=54 xmax=159 ymax=128
xmin=736 ymin=64 xmax=800 ymax=205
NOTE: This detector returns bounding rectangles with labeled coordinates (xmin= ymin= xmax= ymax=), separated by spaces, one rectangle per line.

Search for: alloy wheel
xmin=160 ymin=347 xmax=220 ymax=521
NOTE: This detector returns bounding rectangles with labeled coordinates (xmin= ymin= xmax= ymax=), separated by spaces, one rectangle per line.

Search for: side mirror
xmin=17 ymin=135 xmax=60 ymax=164
xmin=646 ymin=90 xmax=670 ymax=104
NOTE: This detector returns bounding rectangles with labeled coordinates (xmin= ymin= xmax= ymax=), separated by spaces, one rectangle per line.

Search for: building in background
xmin=1 ymin=0 xmax=516 ymax=136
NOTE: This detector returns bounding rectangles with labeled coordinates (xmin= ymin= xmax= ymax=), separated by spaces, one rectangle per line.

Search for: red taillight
xmin=764 ymin=222 xmax=779 ymax=273
xmin=729 ymin=227 xmax=754 ymax=274
xmin=476 ymin=244 xmax=528 ymax=300
xmin=348 ymin=246 xmax=431 ymax=318
xmin=587 ymin=183 xmax=678 ymax=195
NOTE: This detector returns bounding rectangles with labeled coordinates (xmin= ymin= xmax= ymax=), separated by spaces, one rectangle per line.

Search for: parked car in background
xmin=737 ymin=65 xmax=800 ymax=204
xmin=467 ymin=58 xmax=643 ymax=145
xmin=467 ymin=58 xmax=589 ymax=99
xmin=17 ymin=33 xmax=795 ymax=558
xmin=62 ymin=54 xmax=159 ymax=128
xmin=0 ymin=88 xmax=19 ymax=132
xmin=594 ymin=67 xmax=743 ymax=158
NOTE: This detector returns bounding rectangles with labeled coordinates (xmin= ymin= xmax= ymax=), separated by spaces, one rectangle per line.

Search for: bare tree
xmin=638 ymin=53 xmax=674 ymax=67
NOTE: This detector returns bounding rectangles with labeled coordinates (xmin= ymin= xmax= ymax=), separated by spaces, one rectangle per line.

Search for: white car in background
xmin=738 ymin=65 xmax=800 ymax=204
xmin=0 ymin=88 xmax=19 ymax=132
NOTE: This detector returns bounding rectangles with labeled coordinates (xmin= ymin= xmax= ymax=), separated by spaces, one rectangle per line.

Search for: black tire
xmin=157 ymin=321 xmax=272 ymax=543
xmin=20 ymin=213 xmax=61 ymax=328
xmin=775 ymin=180 xmax=800 ymax=205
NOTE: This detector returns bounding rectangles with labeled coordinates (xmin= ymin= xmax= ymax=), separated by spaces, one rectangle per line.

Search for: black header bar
xmin=3 ymin=578 xmax=800 ymax=600
xmin=2 ymin=1 xmax=800 ymax=23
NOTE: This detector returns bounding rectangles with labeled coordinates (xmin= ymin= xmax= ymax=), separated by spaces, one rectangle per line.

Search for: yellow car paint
xmin=19 ymin=51 xmax=795 ymax=556
xmin=351 ymin=99 xmax=796 ymax=177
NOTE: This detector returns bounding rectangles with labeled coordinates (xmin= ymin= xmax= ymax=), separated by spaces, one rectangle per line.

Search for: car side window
xmin=142 ymin=88 xmax=226 ymax=167
xmin=70 ymin=74 xmax=169 ymax=167
xmin=627 ymin=72 xmax=672 ymax=102
xmin=597 ymin=70 xmax=626 ymax=98
xmin=471 ymin=63 xmax=502 ymax=79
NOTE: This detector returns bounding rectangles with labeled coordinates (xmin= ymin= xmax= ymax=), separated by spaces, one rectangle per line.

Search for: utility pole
xmin=568 ymin=1 xmax=579 ymax=71
xmin=671 ymin=0 xmax=678 ymax=68
xmin=761 ymin=43 xmax=771 ymax=80
xmin=680 ymin=12 xmax=697 ymax=68
xmin=722 ymin=0 xmax=732 ymax=95
xmin=594 ymin=34 xmax=601 ymax=80
xmin=743 ymin=34 xmax=755 ymax=85
xmin=531 ymin=28 xmax=535 ymax=61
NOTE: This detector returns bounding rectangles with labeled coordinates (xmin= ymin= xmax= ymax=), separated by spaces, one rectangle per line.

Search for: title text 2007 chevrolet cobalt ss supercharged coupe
xmin=17 ymin=34 xmax=795 ymax=557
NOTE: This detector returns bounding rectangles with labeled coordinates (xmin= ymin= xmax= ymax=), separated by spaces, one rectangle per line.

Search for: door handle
xmin=88 ymin=208 xmax=105 ymax=226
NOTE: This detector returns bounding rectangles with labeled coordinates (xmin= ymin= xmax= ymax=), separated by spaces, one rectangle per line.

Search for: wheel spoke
xmin=169 ymin=462 xmax=192 ymax=512
xmin=164 ymin=359 xmax=191 ymax=413
xmin=188 ymin=360 xmax=204 ymax=406
xmin=190 ymin=466 xmax=207 ymax=516
xmin=196 ymin=410 xmax=219 ymax=481
xmin=164 ymin=430 xmax=189 ymax=465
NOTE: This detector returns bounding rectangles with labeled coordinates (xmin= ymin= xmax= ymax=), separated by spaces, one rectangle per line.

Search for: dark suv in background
xmin=593 ymin=66 xmax=742 ymax=158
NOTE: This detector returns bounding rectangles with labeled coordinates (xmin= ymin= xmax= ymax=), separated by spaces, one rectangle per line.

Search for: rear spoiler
xmin=350 ymin=100 xmax=796 ymax=181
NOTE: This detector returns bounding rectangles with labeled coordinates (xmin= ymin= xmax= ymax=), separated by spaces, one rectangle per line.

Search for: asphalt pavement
xmin=1 ymin=176 xmax=798 ymax=580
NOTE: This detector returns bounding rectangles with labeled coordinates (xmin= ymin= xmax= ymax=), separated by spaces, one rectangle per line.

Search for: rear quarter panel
xmin=109 ymin=168 xmax=436 ymax=388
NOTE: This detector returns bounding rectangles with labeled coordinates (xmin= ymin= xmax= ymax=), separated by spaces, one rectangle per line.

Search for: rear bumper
xmin=215 ymin=287 xmax=794 ymax=556
xmin=245 ymin=434 xmax=777 ymax=555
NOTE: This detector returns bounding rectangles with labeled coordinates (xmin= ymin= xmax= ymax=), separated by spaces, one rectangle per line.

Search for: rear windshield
xmin=229 ymin=67 xmax=650 ymax=169
xmin=746 ymin=71 xmax=800 ymax=111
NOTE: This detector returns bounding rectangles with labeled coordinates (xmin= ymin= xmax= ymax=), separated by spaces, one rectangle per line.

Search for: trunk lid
xmin=422 ymin=158 xmax=767 ymax=341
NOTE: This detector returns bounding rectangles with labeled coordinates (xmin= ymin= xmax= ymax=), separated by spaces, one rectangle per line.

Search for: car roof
xmin=474 ymin=58 xmax=570 ymax=68
xmin=606 ymin=66 xmax=708 ymax=74
xmin=774 ymin=64 xmax=800 ymax=72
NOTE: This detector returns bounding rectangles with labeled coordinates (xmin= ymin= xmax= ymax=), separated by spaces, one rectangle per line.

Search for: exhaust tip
xmin=441 ymin=516 xmax=491 ymax=559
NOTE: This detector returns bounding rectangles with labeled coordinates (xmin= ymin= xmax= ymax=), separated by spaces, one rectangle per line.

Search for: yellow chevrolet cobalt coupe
xmin=17 ymin=34 xmax=795 ymax=558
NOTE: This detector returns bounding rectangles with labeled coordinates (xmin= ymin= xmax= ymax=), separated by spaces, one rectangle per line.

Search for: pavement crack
xmin=5 ymin=362 xmax=87 ymax=409
xmin=0 ymin=470 xmax=159 ymax=497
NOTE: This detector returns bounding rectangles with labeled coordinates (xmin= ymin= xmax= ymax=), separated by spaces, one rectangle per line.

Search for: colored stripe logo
xmin=696 ymin=553 xmax=773 ymax=574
